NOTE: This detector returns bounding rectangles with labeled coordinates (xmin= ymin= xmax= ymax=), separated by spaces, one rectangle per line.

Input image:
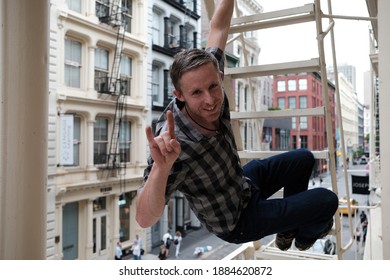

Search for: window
xmin=288 ymin=79 xmax=296 ymax=91
xmin=120 ymin=55 xmax=132 ymax=96
xmin=245 ymin=30 xmax=254 ymax=39
xmin=64 ymin=38 xmax=81 ymax=88
xmin=96 ymin=0 xmax=109 ymax=19
xmin=277 ymin=80 xmax=286 ymax=92
xmin=292 ymin=135 xmax=297 ymax=149
xmin=152 ymin=9 xmax=162 ymax=46
xmin=299 ymin=96 xmax=307 ymax=108
xmin=299 ymin=78 xmax=307 ymax=90
xmin=244 ymin=86 xmax=248 ymax=111
xmin=301 ymin=136 xmax=308 ymax=148
xmin=292 ymin=117 xmax=297 ymax=129
xmin=66 ymin=0 xmax=81 ymax=13
xmin=300 ymin=116 xmax=308 ymax=129
xmin=244 ymin=123 xmax=248 ymax=150
xmin=277 ymin=97 xmax=285 ymax=109
xmin=279 ymin=129 xmax=290 ymax=150
xmin=95 ymin=47 xmax=109 ymax=93
xmin=119 ymin=121 xmax=131 ymax=163
xmin=152 ymin=63 xmax=163 ymax=105
xmin=121 ymin=0 xmax=133 ymax=33
xmin=236 ymin=83 xmax=241 ymax=111
xmin=119 ymin=192 xmax=132 ymax=242
xmin=288 ymin=96 xmax=296 ymax=109
xmin=93 ymin=197 xmax=107 ymax=211
xmin=167 ymin=17 xmax=180 ymax=48
xmin=183 ymin=0 xmax=195 ymax=12
xmin=94 ymin=118 xmax=108 ymax=164
xmin=183 ymin=24 xmax=195 ymax=48
xmin=63 ymin=116 xmax=81 ymax=167
xmin=167 ymin=76 xmax=175 ymax=100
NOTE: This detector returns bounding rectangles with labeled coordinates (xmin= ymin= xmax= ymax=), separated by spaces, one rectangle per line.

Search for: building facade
xmin=273 ymin=72 xmax=336 ymax=175
xmin=146 ymin=0 xmax=202 ymax=250
xmin=48 ymin=0 xmax=148 ymax=259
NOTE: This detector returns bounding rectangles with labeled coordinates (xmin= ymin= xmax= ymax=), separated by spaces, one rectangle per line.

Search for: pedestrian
xmin=173 ymin=231 xmax=183 ymax=258
xmin=115 ymin=241 xmax=122 ymax=260
xmin=136 ymin=0 xmax=338 ymax=252
xmin=360 ymin=211 xmax=368 ymax=243
xmin=134 ymin=234 xmax=143 ymax=259
xmin=360 ymin=211 xmax=367 ymax=224
xmin=158 ymin=244 xmax=168 ymax=260
xmin=162 ymin=231 xmax=172 ymax=257
xmin=362 ymin=218 xmax=368 ymax=243
xmin=354 ymin=226 xmax=361 ymax=253
xmin=323 ymin=239 xmax=336 ymax=255
xmin=131 ymin=240 xmax=141 ymax=260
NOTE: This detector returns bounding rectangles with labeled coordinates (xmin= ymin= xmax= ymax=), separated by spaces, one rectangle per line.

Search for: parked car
xmin=360 ymin=156 xmax=367 ymax=165
xmin=338 ymin=197 xmax=359 ymax=216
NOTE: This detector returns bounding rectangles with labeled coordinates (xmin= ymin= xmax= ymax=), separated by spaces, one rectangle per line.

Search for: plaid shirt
xmin=142 ymin=48 xmax=252 ymax=235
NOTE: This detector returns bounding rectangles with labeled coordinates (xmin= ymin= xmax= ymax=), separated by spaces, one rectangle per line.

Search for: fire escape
xmin=202 ymin=0 xmax=374 ymax=259
xmin=97 ymin=0 xmax=128 ymax=188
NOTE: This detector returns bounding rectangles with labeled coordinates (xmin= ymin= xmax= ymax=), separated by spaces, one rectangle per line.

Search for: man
xmin=115 ymin=242 xmax=122 ymax=260
xmin=134 ymin=234 xmax=143 ymax=259
xmin=136 ymin=0 xmax=338 ymax=251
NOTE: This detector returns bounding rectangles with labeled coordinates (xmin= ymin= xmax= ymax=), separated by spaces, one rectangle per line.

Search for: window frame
xmin=121 ymin=0 xmax=133 ymax=33
xmin=64 ymin=38 xmax=82 ymax=88
xmin=299 ymin=78 xmax=308 ymax=90
xmin=94 ymin=117 xmax=109 ymax=165
xmin=119 ymin=120 xmax=132 ymax=163
xmin=300 ymin=116 xmax=308 ymax=130
xmin=152 ymin=8 xmax=162 ymax=46
xmin=288 ymin=79 xmax=296 ymax=91
xmin=299 ymin=96 xmax=308 ymax=109
xmin=66 ymin=0 xmax=81 ymax=13
xmin=277 ymin=97 xmax=285 ymax=109
xmin=120 ymin=55 xmax=132 ymax=96
xmin=94 ymin=47 xmax=110 ymax=93
xmin=277 ymin=80 xmax=286 ymax=92
xmin=151 ymin=62 xmax=163 ymax=106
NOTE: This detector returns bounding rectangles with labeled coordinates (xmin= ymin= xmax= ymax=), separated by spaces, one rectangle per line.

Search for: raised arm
xmin=136 ymin=111 xmax=181 ymax=228
xmin=206 ymin=0 xmax=234 ymax=51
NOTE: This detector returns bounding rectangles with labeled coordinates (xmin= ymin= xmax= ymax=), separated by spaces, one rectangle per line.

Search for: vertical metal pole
xmin=314 ymin=0 xmax=342 ymax=259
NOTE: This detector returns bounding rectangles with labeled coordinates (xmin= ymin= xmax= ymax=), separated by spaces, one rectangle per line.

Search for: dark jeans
xmin=219 ymin=149 xmax=338 ymax=245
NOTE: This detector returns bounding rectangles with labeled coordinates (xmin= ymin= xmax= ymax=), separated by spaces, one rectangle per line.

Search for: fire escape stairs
xmin=209 ymin=0 xmax=354 ymax=260
xmin=100 ymin=0 xmax=127 ymax=191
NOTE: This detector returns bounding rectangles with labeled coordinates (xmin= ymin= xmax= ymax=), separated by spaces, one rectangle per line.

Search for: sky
xmin=255 ymin=0 xmax=372 ymax=101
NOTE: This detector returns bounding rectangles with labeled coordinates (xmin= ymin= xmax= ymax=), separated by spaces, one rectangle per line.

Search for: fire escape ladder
xmin=107 ymin=94 xmax=125 ymax=170
xmin=203 ymin=0 xmax=361 ymax=259
xmin=103 ymin=0 xmax=127 ymax=188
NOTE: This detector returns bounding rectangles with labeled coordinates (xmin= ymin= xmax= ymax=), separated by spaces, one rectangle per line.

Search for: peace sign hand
xmin=145 ymin=110 xmax=181 ymax=168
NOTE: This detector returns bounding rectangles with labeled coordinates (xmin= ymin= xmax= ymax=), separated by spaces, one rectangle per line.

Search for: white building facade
xmin=145 ymin=0 xmax=202 ymax=249
xmin=47 ymin=0 xmax=148 ymax=259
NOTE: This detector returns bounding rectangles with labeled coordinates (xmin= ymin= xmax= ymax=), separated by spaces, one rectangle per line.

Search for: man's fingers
xmin=170 ymin=139 xmax=181 ymax=154
xmin=145 ymin=126 xmax=155 ymax=144
xmin=166 ymin=110 xmax=176 ymax=140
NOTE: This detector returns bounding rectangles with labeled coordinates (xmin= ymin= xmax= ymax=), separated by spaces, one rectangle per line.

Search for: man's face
xmin=174 ymin=62 xmax=224 ymax=124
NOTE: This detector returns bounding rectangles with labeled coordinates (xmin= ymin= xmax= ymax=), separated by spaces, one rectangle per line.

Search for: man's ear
xmin=173 ymin=89 xmax=185 ymax=102
xmin=219 ymin=71 xmax=224 ymax=81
